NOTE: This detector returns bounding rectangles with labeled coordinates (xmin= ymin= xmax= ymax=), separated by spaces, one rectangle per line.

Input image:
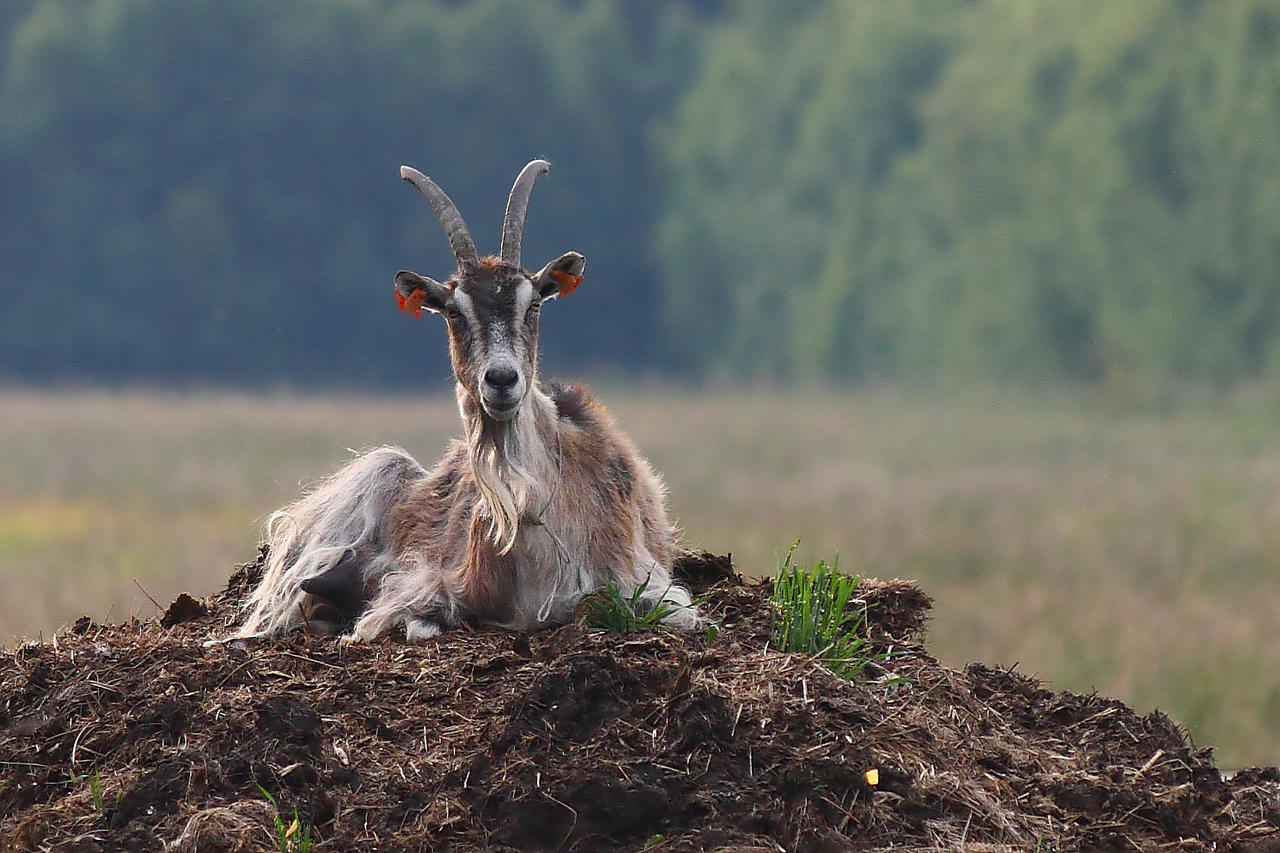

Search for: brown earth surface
xmin=2 ymin=551 xmax=1278 ymax=852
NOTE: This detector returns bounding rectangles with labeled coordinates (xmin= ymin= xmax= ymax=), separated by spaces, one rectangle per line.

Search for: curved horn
xmin=500 ymin=159 xmax=551 ymax=266
xmin=400 ymin=165 xmax=479 ymax=267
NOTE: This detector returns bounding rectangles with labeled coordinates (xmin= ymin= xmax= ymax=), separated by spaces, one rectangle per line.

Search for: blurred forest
xmin=3 ymin=0 xmax=1280 ymax=387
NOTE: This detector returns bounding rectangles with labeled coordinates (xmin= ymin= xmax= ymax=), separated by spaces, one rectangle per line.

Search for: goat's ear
xmin=394 ymin=270 xmax=452 ymax=319
xmin=532 ymin=252 xmax=586 ymax=300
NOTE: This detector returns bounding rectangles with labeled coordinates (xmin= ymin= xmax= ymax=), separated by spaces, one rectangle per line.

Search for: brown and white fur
xmin=237 ymin=161 xmax=696 ymax=641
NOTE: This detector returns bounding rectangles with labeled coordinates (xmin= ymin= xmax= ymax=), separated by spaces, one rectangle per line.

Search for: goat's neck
xmin=457 ymin=382 xmax=557 ymax=553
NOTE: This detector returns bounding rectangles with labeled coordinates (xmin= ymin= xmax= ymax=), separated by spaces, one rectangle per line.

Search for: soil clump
xmin=2 ymin=551 xmax=1277 ymax=851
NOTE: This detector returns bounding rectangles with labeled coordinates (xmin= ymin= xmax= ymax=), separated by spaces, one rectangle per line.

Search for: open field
xmin=2 ymin=387 xmax=1279 ymax=770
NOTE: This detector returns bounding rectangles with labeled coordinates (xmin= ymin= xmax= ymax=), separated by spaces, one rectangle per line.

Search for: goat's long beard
xmin=466 ymin=406 xmax=547 ymax=555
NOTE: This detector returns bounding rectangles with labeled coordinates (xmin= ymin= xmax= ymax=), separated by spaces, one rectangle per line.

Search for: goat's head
xmin=394 ymin=160 xmax=585 ymax=423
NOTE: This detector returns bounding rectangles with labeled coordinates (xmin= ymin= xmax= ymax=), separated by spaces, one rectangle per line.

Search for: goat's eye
xmin=445 ymin=306 xmax=462 ymax=321
xmin=526 ymin=303 xmax=541 ymax=320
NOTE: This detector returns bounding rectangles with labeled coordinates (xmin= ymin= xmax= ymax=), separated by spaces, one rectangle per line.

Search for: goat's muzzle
xmin=480 ymin=365 xmax=524 ymax=422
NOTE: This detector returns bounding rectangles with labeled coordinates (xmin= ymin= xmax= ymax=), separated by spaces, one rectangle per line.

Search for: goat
xmin=238 ymin=160 xmax=697 ymax=641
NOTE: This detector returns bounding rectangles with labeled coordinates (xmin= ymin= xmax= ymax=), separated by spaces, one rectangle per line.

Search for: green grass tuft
xmin=87 ymin=769 xmax=107 ymax=815
xmin=579 ymin=576 xmax=675 ymax=633
xmin=71 ymin=768 xmax=119 ymax=819
xmin=256 ymin=783 xmax=312 ymax=853
xmin=770 ymin=543 xmax=871 ymax=680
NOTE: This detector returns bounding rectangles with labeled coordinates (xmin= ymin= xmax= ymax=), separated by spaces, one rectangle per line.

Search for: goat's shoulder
xmin=545 ymin=380 xmax=636 ymax=454
xmin=543 ymin=381 xmax=676 ymax=567
xmin=544 ymin=379 xmax=657 ymax=492
xmin=545 ymin=380 xmax=609 ymax=431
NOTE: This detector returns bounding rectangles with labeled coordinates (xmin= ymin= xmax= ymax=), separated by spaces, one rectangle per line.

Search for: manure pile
xmin=2 ymin=552 xmax=1278 ymax=852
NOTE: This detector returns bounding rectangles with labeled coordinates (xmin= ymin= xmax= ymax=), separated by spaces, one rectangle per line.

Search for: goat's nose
xmin=484 ymin=366 xmax=519 ymax=390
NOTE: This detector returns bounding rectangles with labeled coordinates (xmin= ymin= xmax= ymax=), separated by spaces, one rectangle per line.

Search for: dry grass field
xmin=2 ymin=386 xmax=1279 ymax=770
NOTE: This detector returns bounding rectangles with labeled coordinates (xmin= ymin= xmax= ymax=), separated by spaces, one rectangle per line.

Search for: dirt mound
xmin=2 ymin=552 xmax=1278 ymax=852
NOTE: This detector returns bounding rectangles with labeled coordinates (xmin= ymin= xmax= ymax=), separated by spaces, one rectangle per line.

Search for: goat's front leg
xmin=403 ymin=617 xmax=445 ymax=641
xmin=347 ymin=561 xmax=463 ymax=642
xmin=402 ymin=592 xmax=467 ymax=641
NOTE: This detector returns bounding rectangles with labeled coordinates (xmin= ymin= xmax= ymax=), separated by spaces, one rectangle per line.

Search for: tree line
xmin=2 ymin=0 xmax=1277 ymax=387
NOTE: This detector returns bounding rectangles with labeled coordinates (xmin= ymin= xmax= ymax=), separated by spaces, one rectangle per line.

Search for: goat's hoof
xmin=202 ymin=635 xmax=258 ymax=649
xmin=404 ymin=617 xmax=444 ymax=642
xmin=659 ymin=604 xmax=702 ymax=632
xmin=302 ymin=619 xmax=346 ymax=637
xmin=298 ymin=599 xmax=351 ymax=638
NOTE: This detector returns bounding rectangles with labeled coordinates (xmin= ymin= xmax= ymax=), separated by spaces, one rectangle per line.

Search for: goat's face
xmin=395 ymin=253 xmax=585 ymax=422
xmin=393 ymin=160 xmax=585 ymax=423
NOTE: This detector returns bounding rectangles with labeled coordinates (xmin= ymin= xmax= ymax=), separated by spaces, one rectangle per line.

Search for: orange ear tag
xmin=552 ymin=269 xmax=584 ymax=298
xmin=396 ymin=288 xmax=426 ymax=319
